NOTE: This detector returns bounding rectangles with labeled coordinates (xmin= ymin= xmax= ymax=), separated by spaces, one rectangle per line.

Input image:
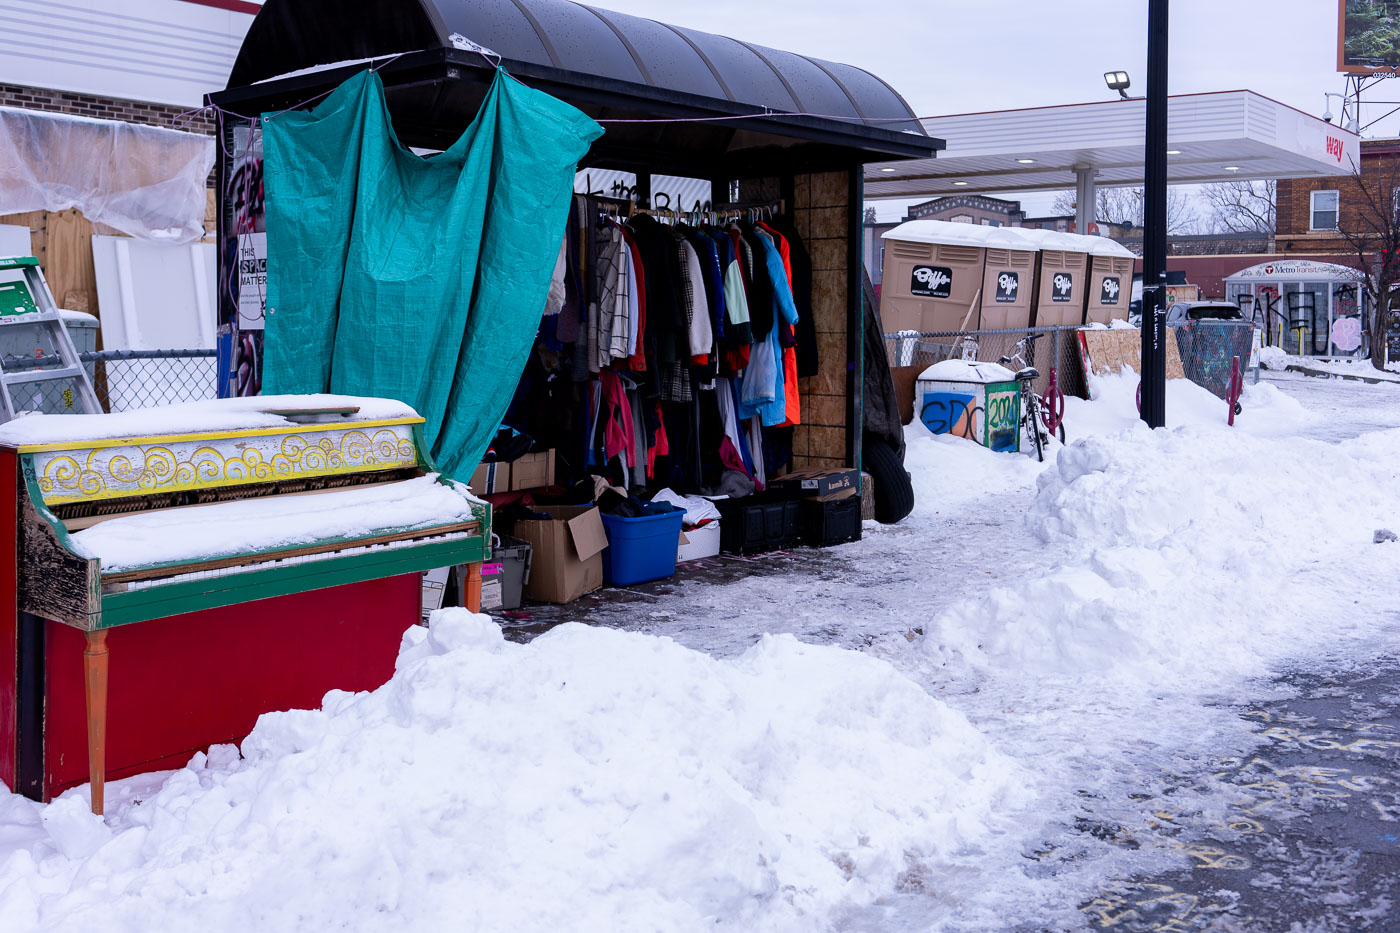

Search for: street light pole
xmin=1140 ymin=0 xmax=1168 ymax=427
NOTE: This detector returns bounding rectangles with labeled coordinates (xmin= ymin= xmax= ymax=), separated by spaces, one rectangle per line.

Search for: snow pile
xmin=903 ymin=422 xmax=1043 ymax=510
xmin=917 ymin=358 xmax=1017 ymax=383
xmin=0 ymin=394 xmax=419 ymax=447
xmin=0 ymin=614 xmax=1028 ymax=932
xmin=71 ymin=475 xmax=474 ymax=571
xmin=922 ymin=422 xmax=1400 ymax=689
xmin=1071 ymin=370 xmax=1313 ymax=437
xmin=1258 ymin=345 xmax=1288 ymax=370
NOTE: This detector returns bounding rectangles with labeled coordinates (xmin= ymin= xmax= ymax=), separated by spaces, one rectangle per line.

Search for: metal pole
xmin=1140 ymin=0 xmax=1169 ymax=427
xmin=1074 ymin=166 xmax=1097 ymax=236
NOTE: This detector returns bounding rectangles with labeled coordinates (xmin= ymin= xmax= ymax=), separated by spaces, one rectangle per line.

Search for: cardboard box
xmin=509 ymin=449 xmax=556 ymax=490
xmin=420 ymin=566 xmax=451 ymax=624
xmin=772 ymin=468 xmax=859 ymax=500
xmin=512 ymin=504 xmax=607 ymax=604
xmin=677 ymin=522 xmax=721 ymax=561
xmin=469 ymin=460 xmax=510 ymax=494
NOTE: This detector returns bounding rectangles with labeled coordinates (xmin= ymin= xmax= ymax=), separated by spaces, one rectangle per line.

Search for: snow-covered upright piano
xmin=0 ymin=396 xmax=490 ymax=813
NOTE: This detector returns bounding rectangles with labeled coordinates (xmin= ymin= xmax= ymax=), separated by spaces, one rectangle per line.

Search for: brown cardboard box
xmin=772 ymin=468 xmax=859 ymax=500
xmin=469 ymin=461 xmax=510 ymax=494
xmin=509 ymin=449 xmax=557 ymax=491
xmin=512 ymin=504 xmax=607 ymax=604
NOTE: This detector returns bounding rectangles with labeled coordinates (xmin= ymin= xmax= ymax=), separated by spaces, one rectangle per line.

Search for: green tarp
xmin=261 ymin=68 xmax=602 ymax=478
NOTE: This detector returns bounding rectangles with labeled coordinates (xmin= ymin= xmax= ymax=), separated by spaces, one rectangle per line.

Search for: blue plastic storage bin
xmin=600 ymin=510 xmax=686 ymax=586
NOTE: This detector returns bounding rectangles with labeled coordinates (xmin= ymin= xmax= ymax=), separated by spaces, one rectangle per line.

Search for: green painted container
xmin=915 ymin=359 xmax=1021 ymax=453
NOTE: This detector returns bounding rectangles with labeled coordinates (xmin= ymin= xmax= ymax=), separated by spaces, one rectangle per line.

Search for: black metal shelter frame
xmin=208 ymin=0 xmax=943 ymax=469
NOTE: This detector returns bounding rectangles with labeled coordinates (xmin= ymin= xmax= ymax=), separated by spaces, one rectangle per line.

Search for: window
xmin=1311 ymin=190 xmax=1339 ymax=231
xmin=1392 ymin=187 xmax=1399 ymax=221
xmin=950 ymin=213 xmax=973 ymax=224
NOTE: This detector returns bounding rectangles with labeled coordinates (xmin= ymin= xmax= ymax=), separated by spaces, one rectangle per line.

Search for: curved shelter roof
xmin=1223 ymin=259 xmax=1364 ymax=284
xmin=217 ymin=0 xmax=939 ymax=174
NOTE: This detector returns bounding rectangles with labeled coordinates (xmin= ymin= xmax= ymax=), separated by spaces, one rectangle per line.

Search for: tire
xmin=1025 ymin=398 xmax=1045 ymax=463
xmin=864 ymin=437 xmax=914 ymax=525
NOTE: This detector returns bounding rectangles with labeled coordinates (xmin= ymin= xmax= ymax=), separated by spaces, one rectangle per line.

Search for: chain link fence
xmin=0 ymin=349 xmax=216 ymax=415
xmin=884 ymin=321 xmax=1258 ymax=404
xmin=884 ymin=326 xmax=1088 ymax=401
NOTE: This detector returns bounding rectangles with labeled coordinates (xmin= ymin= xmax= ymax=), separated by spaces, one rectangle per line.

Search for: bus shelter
xmin=1223 ymin=259 xmax=1366 ymax=357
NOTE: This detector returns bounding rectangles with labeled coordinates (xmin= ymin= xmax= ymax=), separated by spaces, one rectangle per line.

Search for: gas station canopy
xmin=866 ymin=90 xmax=1358 ymax=198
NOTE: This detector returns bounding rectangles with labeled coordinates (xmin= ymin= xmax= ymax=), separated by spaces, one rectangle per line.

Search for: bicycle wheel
xmin=1024 ymin=394 xmax=1045 ymax=462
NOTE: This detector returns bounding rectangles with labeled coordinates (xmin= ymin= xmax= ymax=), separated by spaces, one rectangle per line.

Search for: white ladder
xmin=0 ymin=257 xmax=102 ymax=422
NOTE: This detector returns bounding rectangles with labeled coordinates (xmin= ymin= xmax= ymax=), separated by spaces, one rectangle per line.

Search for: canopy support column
xmin=1074 ymin=165 xmax=1097 ymax=236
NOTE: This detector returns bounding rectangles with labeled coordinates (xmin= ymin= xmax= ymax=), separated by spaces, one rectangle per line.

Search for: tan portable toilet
xmin=1082 ymin=237 xmax=1137 ymax=325
xmin=1026 ymin=230 xmax=1090 ymax=327
xmin=976 ymin=226 xmax=1040 ymax=329
xmin=879 ymin=220 xmax=999 ymax=333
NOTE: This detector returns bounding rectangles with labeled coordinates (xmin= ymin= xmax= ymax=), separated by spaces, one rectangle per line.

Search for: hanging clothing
xmin=619 ymin=225 xmax=648 ymax=372
xmin=599 ymin=370 xmax=635 ymax=468
xmin=756 ymin=226 xmax=800 ymax=425
xmin=543 ymin=234 xmax=567 ymax=317
xmin=678 ymin=238 xmax=713 ymax=360
xmin=709 ymin=230 xmax=751 ymax=346
xmin=764 ymin=214 xmax=818 ymax=378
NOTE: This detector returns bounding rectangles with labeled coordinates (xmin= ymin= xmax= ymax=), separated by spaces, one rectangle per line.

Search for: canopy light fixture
xmin=879 ymin=167 xmax=896 ymax=172
xmin=1105 ymin=70 xmax=1131 ymax=99
xmin=952 ymin=180 xmax=969 ymax=186
xmin=1015 ymin=158 xmax=1036 ymax=164
xmin=1224 ymin=165 xmax=1240 ymax=171
xmin=1166 ymin=149 xmax=1181 ymax=155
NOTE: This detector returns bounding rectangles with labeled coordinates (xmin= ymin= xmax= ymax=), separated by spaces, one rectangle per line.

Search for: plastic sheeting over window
xmin=0 ymin=107 xmax=214 ymax=244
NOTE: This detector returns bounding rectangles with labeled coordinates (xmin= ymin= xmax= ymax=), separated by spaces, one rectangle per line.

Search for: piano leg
xmin=465 ymin=561 xmax=482 ymax=613
xmin=83 ymin=630 xmax=109 ymax=816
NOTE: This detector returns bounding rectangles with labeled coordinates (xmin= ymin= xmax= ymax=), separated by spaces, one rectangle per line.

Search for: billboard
xmin=1340 ymin=0 xmax=1400 ymax=73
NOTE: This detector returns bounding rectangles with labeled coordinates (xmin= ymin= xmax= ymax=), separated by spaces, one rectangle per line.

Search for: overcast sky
xmin=590 ymin=0 xmax=1390 ymax=219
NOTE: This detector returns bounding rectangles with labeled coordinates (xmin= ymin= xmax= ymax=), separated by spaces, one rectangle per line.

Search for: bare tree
xmin=1332 ymin=154 xmax=1400 ymax=368
xmin=1049 ymin=186 xmax=1199 ymax=234
xmin=1201 ymin=180 xmax=1276 ymax=233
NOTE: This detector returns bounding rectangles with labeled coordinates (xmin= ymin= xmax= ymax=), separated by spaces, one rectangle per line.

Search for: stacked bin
xmin=878 ymin=221 xmax=1040 ymax=334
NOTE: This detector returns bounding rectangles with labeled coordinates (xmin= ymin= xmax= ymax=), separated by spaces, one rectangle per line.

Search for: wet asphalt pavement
xmin=1070 ymin=655 xmax=1400 ymax=933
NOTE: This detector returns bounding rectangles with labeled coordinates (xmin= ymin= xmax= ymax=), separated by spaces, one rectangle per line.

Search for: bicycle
xmin=999 ymin=333 xmax=1066 ymax=462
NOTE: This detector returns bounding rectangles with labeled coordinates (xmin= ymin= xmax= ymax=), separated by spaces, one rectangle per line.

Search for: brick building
xmin=1274 ymin=138 xmax=1400 ymax=258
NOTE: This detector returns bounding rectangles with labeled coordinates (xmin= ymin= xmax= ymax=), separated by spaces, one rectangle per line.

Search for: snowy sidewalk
xmin=2 ymin=371 xmax=1399 ymax=932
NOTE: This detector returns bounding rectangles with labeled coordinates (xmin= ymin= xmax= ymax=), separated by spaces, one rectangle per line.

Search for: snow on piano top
xmin=0 ymin=395 xmax=421 ymax=449
xmin=72 ymin=474 xmax=474 ymax=572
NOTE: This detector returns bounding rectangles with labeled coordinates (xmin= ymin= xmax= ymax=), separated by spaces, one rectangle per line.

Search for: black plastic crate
xmin=803 ymin=495 xmax=862 ymax=548
xmin=715 ymin=495 xmax=803 ymax=554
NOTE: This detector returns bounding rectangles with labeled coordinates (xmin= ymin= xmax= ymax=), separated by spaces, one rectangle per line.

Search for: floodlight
xmin=1105 ymin=71 xmax=1131 ymax=99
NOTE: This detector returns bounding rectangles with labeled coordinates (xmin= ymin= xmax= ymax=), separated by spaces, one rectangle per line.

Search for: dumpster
xmin=880 ymin=221 xmax=1039 ymax=334
xmin=915 ymin=358 xmax=1021 ymax=452
xmin=1026 ymin=230 xmax=1089 ymax=327
xmin=1083 ymin=238 xmax=1137 ymax=325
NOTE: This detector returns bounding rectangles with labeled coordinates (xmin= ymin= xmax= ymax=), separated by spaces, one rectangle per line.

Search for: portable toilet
xmin=1026 ymin=229 xmax=1090 ymax=327
xmin=1082 ymin=237 xmax=1137 ymax=325
xmin=880 ymin=220 xmax=1022 ymax=334
xmin=976 ymin=226 xmax=1040 ymax=330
